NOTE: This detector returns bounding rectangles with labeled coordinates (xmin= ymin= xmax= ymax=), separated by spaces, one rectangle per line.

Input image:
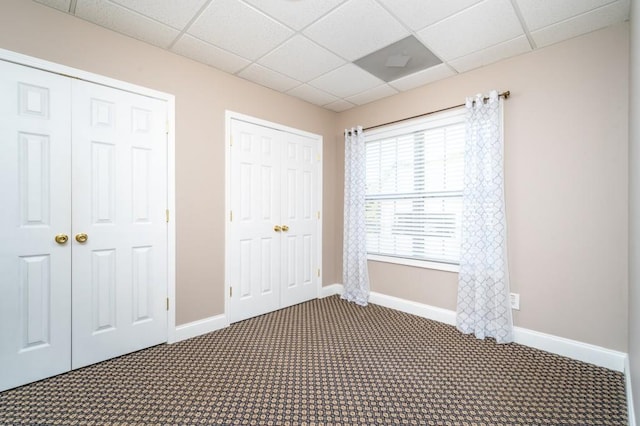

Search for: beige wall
xmin=0 ymin=0 xmax=340 ymax=325
xmin=338 ymin=23 xmax=630 ymax=351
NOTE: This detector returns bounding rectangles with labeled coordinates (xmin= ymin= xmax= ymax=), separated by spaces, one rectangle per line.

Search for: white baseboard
xmin=369 ymin=291 xmax=457 ymax=326
xmin=320 ymin=283 xmax=344 ymax=298
xmin=512 ymin=326 xmax=626 ymax=372
xmin=627 ymin=356 xmax=637 ymax=426
xmin=169 ymin=314 xmax=228 ymax=343
xmin=325 ymin=283 xmax=626 ymax=372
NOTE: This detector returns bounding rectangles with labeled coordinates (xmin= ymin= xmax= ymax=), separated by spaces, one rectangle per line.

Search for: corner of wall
xmin=628 ymin=355 xmax=637 ymax=426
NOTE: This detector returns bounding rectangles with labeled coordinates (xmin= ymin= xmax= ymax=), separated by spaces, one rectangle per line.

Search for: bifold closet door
xmin=228 ymin=119 xmax=320 ymax=324
xmin=71 ymin=80 xmax=168 ymax=369
xmin=0 ymin=60 xmax=169 ymax=391
xmin=0 ymin=61 xmax=73 ymax=391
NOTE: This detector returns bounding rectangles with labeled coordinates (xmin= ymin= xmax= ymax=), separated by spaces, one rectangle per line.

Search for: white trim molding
xmin=512 ymin=326 xmax=626 ymax=372
xmin=369 ymin=291 xmax=457 ymax=326
xmin=170 ymin=314 xmax=228 ymax=344
xmin=322 ymin=284 xmax=627 ymax=372
xmin=627 ymin=356 xmax=637 ymax=426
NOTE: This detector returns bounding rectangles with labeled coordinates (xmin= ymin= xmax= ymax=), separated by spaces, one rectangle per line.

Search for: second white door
xmin=71 ymin=80 xmax=169 ymax=369
xmin=228 ymin=118 xmax=321 ymax=323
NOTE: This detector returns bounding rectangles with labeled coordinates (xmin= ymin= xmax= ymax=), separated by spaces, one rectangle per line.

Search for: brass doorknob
xmin=75 ymin=233 xmax=88 ymax=243
xmin=281 ymin=225 xmax=289 ymax=232
xmin=274 ymin=225 xmax=282 ymax=232
xmin=55 ymin=234 xmax=68 ymax=244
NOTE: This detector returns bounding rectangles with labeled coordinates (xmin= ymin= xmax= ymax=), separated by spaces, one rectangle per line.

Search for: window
xmin=365 ymin=109 xmax=465 ymax=270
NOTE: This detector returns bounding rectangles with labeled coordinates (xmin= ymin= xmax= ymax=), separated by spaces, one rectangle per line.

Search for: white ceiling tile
xmin=531 ymin=0 xmax=630 ymax=48
xmin=287 ymin=85 xmax=339 ymax=106
xmin=325 ymin=99 xmax=355 ymax=112
xmin=258 ymin=35 xmax=346 ymax=82
xmin=516 ymin=0 xmax=619 ymax=31
xmin=242 ymin=0 xmax=347 ymax=30
xmin=75 ymin=0 xmax=180 ymax=48
xmin=238 ymin=64 xmax=301 ymax=92
xmin=44 ymin=0 xmax=630 ymax=112
xmin=187 ymin=0 xmax=294 ymax=60
xmin=417 ymin=0 xmax=524 ymax=61
xmin=309 ymin=63 xmax=384 ymax=98
xmin=303 ymin=0 xmax=409 ymax=61
xmin=389 ymin=63 xmax=456 ymax=91
xmin=171 ymin=34 xmax=251 ymax=73
xmin=449 ymin=35 xmax=531 ymax=73
xmin=109 ymin=0 xmax=208 ymax=30
xmin=377 ymin=0 xmax=483 ymax=31
xmin=33 ymin=0 xmax=71 ymax=12
xmin=346 ymin=84 xmax=398 ymax=105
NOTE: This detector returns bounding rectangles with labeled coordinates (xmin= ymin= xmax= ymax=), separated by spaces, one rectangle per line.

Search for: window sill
xmin=367 ymin=254 xmax=459 ymax=273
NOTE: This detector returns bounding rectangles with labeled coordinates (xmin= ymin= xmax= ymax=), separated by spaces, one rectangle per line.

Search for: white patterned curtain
xmin=456 ymin=90 xmax=513 ymax=344
xmin=342 ymin=126 xmax=370 ymax=306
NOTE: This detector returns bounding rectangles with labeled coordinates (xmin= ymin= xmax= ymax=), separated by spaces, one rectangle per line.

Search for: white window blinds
xmin=365 ymin=109 xmax=465 ymax=265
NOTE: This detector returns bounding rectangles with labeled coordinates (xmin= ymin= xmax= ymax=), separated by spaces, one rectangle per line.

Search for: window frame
xmin=364 ymin=107 xmax=465 ymax=273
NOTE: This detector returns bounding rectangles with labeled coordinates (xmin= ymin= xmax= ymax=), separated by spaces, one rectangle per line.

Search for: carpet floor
xmin=0 ymin=295 xmax=627 ymax=425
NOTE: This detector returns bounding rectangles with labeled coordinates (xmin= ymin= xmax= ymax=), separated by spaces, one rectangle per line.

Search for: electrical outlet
xmin=510 ymin=293 xmax=520 ymax=310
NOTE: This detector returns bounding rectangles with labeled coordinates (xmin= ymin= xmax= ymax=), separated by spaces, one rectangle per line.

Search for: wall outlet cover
xmin=510 ymin=293 xmax=520 ymax=310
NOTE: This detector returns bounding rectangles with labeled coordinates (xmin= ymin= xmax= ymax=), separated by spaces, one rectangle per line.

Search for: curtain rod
xmin=360 ymin=90 xmax=510 ymax=133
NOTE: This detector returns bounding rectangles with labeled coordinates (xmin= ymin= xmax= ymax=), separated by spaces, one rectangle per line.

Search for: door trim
xmin=224 ymin=111 xmax=323 ymax=323
xmin=0 ymin=48 xmax=178 ymax=344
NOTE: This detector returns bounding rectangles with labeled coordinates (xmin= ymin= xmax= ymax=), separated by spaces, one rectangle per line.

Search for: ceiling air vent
xmin=353 ymin=35 xmax=442 ymax=82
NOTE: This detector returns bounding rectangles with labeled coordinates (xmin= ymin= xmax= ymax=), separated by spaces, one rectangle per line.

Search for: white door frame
xmin=0 ymin=48 xmax=178 ymax=343
xmin=224 ymin=111 xmax=323 ymax=322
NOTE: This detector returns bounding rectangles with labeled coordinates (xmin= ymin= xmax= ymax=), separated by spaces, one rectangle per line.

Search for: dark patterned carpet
xmin=0 ymin=296 xmax=627 ymax=425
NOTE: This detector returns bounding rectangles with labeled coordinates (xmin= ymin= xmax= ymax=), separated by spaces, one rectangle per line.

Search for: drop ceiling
xmin=34 ymin=0 xmax=630 ymax=112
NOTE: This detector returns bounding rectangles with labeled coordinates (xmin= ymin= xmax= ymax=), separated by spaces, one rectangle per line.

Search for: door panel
xmin=0 ymin=61 xmax=72 ymax=392
xmin=229 ymin=120 xmax=282 ymax=323
xmin=71 ymin=80 xmax=168 ymax=369
xmin=280 ymin=132 xmax=319 ymax=308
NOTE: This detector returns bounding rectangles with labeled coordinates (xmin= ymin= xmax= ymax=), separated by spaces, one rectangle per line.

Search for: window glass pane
xmin=365 ymin=196 xmax=461 ymax=264
xmin=364 ymin=110 xmax=465 ymax=265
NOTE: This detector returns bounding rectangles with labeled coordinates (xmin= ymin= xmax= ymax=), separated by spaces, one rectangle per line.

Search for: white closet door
xmin=0 ymin=61 xmax=72 ymax=391
xmin=229 ymin=119 xmax=282 ymax=323
xmin=228 ymin=118 xmax=320 ymax=323
xmin=70 ymin=80 xmax=168 ymax=369
xmin=280 ymin=132 xmax=319 ymax=308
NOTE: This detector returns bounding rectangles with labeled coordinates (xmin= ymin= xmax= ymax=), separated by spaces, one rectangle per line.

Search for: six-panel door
xmin=228 ymin=119 xmax=320 ymax=323
xmin=0 ymin=61 xmax=73 ymax=391
xmin=280 ymin=131 xmax=319 ymax=308
xmin=71 ymin=80 xmax=168 ymax=369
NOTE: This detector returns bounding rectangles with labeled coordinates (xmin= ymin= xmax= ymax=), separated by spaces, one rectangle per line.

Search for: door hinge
xmin=317 ymin=153 xmax=321 ymax=162
xmin=229 ymin=287 xmax=233 ymax=298
xmin=317 ymin=211 xmax=320 ymax=219
xmin=166 ymin=120 xmax=170 ymax=134
xmin=317 ymin=268 xmax=320 ymax=277
xmin=230 ymin=211 xmax=233 ymax=221
xmin=166 ymin=297 xmax=169 ymax=311
xmin=230 ymin=135 xmax=233 ymax=146
xmin=166 ymin=209 xmax=170 ymax=223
